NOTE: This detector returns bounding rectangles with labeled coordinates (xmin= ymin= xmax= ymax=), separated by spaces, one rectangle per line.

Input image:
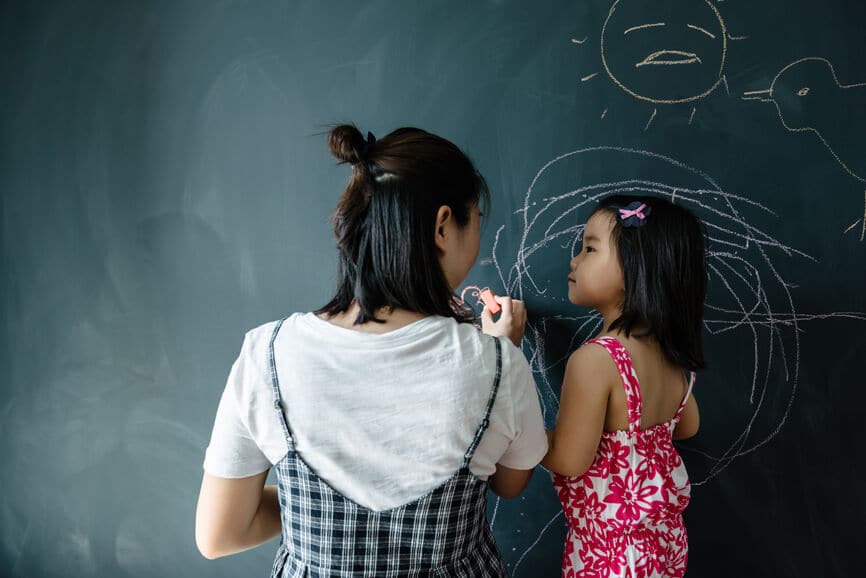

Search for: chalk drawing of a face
xmin=601 ymin=0 xmax=727 ymax=104
xmin=489 ymin=146 xmax=843 ymax=485
xmin=743 ymin=57 xmax=866 ymax=239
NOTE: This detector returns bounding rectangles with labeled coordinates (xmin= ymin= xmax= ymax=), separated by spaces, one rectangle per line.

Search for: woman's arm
xmin=488 ymin=464 xmax=533 ymax=499
xmin=541 ymin=345 xmax=612 ymax=477
xmin=195 ymin=470 xmax=281 ymax=559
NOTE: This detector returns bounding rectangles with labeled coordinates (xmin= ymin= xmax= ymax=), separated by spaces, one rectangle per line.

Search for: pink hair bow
xmin=617 ymin=201 xmax=651 ymax=227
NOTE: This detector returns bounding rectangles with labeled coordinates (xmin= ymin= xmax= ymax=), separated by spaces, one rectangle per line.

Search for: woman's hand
xmin=481 ymin=296 xmax=527 ymax=347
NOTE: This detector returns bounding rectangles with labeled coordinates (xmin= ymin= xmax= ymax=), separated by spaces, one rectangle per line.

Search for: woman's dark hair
xmin=316 ymin=124 xmax=490 ymax=325
xmin=591 ymin=195 xmax=708 ymax=371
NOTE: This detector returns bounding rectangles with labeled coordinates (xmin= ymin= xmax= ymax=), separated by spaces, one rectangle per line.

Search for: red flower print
xmin=635 ymin=437 xmax=663 ymax=479
xmin=556 ymin=476 xmax=577 ymax=504
xmin=606 ymin=439 xmax=630 ymax=476
xmin=603 ymin=471 xmax=660 ymax=523
xmin=585 ymin=536 xmax=627 ymax=576
xmin=587 ymin=453 xmax=612 ymax=478
xmin=576 ymin=489 xmax=605 ymax=520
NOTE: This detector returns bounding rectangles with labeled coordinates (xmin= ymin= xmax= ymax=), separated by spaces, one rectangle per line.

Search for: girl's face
xmin=567 ymin=211 xmax=625 ymax=310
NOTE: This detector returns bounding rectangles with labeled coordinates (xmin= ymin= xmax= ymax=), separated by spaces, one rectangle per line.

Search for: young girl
xmin=195 ymin=124 xmax=548 ymax=577
xmin=543 ymin=195 xmax=706 ymax=578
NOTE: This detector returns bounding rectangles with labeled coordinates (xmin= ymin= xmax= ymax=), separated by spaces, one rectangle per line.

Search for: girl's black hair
xmin=316 ymin=124 xmax=490 ymax=325
xmin=591 ymin=195 xmax=708 ymax=371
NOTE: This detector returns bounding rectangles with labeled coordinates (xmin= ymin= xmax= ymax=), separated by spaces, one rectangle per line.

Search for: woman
xmin=195 ymin=124 xmax=547 ymax=576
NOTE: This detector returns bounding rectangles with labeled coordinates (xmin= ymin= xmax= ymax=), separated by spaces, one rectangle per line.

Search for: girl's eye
xmin=585 ymin=246 xmax=594 ymax=253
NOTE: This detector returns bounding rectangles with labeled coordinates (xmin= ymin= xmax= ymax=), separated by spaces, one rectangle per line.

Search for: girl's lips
xmin=568 ymin=277 xmax=575 ymax=283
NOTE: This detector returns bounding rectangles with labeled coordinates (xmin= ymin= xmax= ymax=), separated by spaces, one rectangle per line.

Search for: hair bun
xmin=328 ymin=124 xmax=367 ymax=164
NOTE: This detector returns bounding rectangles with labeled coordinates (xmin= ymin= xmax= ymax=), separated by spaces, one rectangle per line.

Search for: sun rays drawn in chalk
xmin=573 ymin=0 xmax=748 ymax=129
xmin=742 ymin=57 xmax=866 ymax=240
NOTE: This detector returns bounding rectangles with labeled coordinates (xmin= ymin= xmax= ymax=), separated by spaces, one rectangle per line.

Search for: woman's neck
xmin=320 ymin=302 xmax=428 ymax=334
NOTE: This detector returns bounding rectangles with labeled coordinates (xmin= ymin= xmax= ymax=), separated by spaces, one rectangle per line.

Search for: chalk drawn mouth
xmin=635 ymin=50 xmax=702 ymax=67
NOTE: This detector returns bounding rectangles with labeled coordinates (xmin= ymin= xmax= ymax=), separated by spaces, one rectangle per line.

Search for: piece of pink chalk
xmin=480 ymin=289 xmax=501 ymax=315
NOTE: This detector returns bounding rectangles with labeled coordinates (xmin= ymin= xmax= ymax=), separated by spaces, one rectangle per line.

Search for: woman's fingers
xmin=478 ymin=295 xmax=527 ymax=347
xmin=508 ymin=299 xmax=527 ymax=347
xmin=494 ymin=295 xmax=513 ymax=318
xmin=480 ymin=304 xmax=495 ymax=333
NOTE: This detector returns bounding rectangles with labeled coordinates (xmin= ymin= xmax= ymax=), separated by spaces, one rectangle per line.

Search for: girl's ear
xmin=434 ymin=205 xmax=453 ymax=252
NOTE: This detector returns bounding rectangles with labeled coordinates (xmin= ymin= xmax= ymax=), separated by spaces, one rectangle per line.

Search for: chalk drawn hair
xmin=592 ymin=194 xmax=708 ymax=371
xmin=317 ymin=123 xmax=490 ymax=325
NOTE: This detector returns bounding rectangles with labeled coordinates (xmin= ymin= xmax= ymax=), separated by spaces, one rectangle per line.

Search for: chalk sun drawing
xmin=742 ymin=57 xmax=866 ymax=240
xmin=574 ymin=0 xmax=749 ymax=129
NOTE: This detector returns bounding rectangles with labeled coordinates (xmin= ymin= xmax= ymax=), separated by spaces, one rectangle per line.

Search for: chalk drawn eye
xmin=623 ymin=22 xmax=666 ymax=35
xmin=687 ymin=23 xmax=716 ymax=39
xmin=797 ymin=87 xmax=810 ymax=97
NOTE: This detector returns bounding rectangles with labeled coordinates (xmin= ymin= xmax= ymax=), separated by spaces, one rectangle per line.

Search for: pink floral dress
xmin=552 ymin=336 xmax=695 ymax=578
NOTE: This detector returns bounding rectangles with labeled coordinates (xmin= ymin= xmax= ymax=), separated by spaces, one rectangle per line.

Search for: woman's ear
xmin=434 ymin=205 xmax=453 ymax=253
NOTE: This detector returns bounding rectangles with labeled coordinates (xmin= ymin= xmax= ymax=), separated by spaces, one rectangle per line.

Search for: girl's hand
xmin=481 ymin=296 xmax=527 ymax=348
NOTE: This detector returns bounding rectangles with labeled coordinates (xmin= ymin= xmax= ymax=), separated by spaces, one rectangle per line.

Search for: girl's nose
xmin=570 ymin=255 xmax=579 ymax=269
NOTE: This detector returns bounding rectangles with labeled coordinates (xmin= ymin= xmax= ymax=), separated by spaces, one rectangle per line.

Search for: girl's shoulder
xmin=572 ymin=334 xmax=624 ymax=364
xmin=564 ymin=339 xmax=622 ymax=391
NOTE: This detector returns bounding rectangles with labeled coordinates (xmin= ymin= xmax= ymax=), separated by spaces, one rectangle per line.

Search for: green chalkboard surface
xmin=2 ymin=1 xmax=865 ymax=576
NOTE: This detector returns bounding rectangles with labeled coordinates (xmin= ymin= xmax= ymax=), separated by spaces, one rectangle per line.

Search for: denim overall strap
xmin=462 ymin=336 xmax=503 ymax=469
xmin=268 ymin=317 xmax=294 ymax=447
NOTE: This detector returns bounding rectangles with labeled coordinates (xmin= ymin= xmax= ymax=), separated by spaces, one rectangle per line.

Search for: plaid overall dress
xmin=266 ymin=318 xmax=508 ymax=577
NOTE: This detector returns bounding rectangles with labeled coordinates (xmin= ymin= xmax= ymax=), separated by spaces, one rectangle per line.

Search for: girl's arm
xmin=541 ymin=344 xmax=612 ymax=477
xmin=195 ymin=471 xmax=281 ymax=559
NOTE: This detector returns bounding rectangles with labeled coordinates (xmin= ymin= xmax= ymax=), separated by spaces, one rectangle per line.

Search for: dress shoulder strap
xmin=462 ymin=336 xmax=503 ymax=468
xmin=586 ymin=336 xmax=642 ymax=432
xmin=673 ymin=371 xmax=696 ymax=423
xmin=268 ymin=317 xmax=295 ymax=448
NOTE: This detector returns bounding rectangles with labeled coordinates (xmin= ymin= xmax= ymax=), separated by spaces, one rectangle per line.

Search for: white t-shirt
xmin=203 ymin=312 xmax=548 ymax=511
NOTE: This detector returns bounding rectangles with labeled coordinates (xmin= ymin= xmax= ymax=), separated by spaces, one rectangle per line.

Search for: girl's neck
xmin=598 ymin=304 xmax=623 ymax=334
xmin=597 ymin=306 xmax=651 ymax=340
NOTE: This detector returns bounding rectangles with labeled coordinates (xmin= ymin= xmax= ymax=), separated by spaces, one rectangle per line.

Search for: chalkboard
xmin=2 ymin=1 xmax=865 ymax=576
